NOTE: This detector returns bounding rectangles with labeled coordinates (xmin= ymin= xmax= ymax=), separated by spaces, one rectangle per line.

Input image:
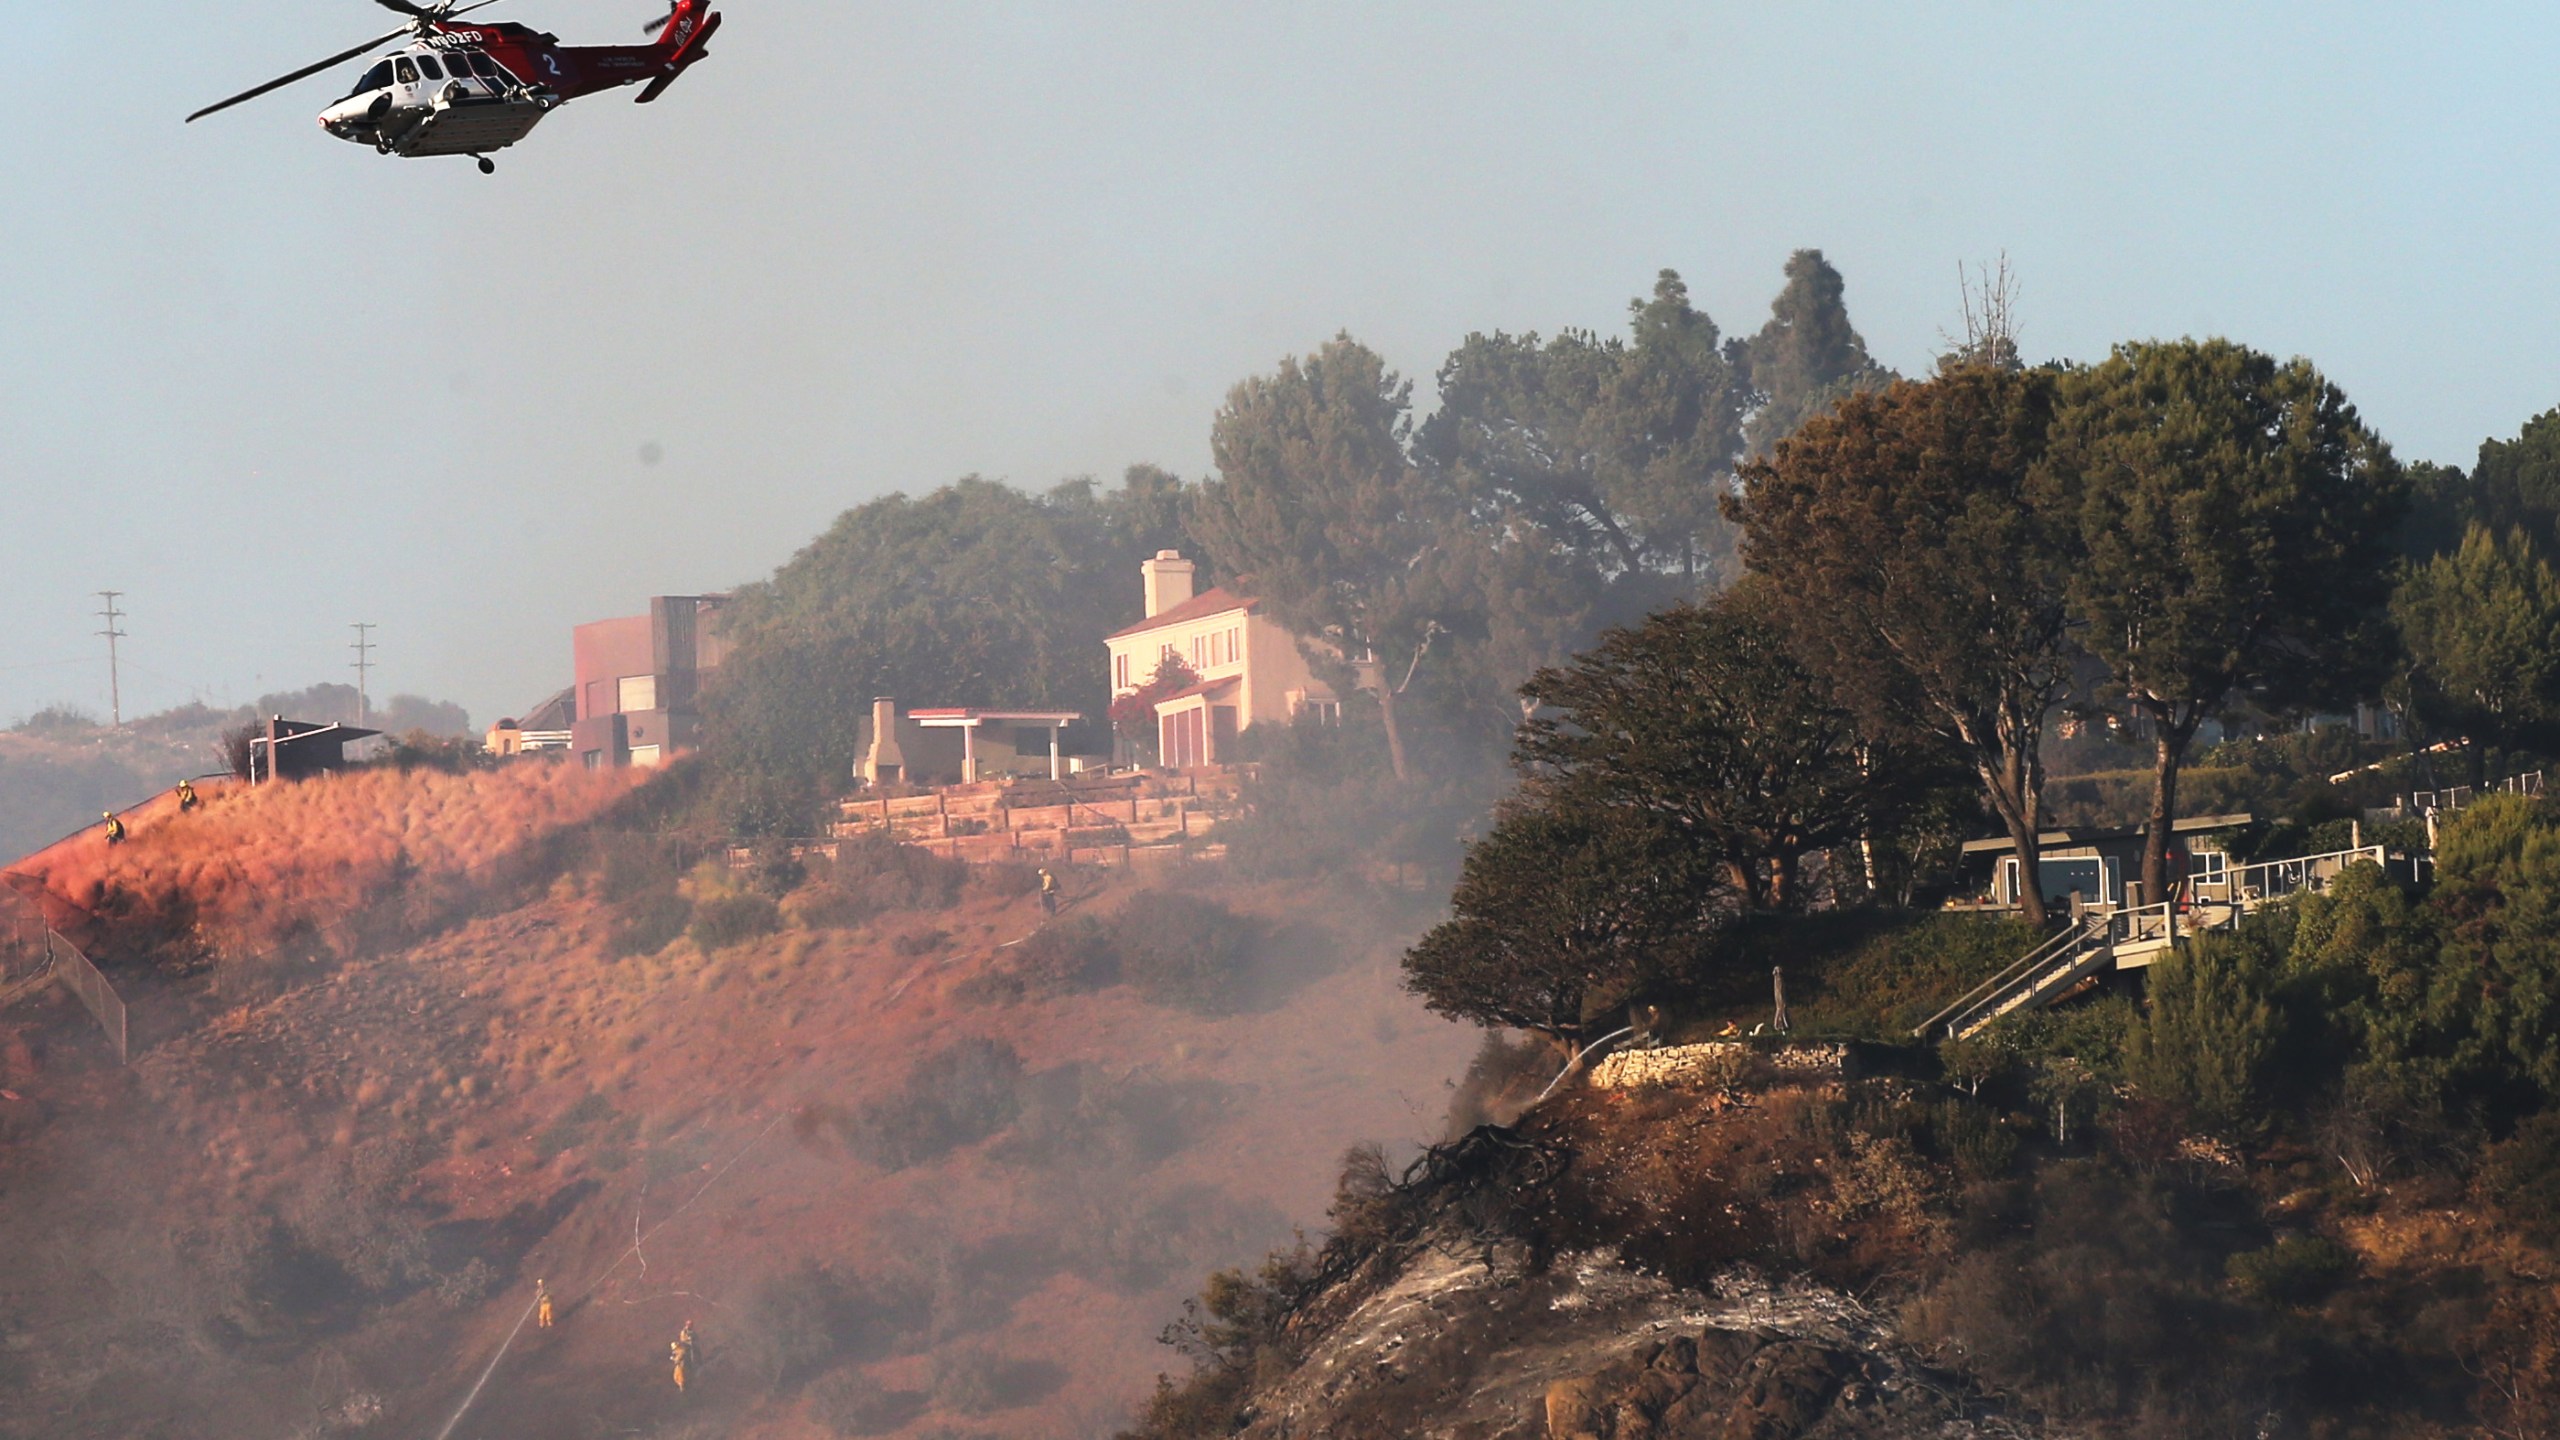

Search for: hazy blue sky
xmin=5 ymin=3 xmax=2555 ymax=728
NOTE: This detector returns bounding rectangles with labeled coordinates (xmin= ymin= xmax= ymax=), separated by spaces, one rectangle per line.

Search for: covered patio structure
xmin=906 ymin=708 xmax=1086 ymax=783
xmin=1960 ymin=813 xmax=2254 ymax=911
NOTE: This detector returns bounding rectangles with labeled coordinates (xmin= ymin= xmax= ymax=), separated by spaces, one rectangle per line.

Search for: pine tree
xmin=1192 ymin=335 xmax=1456 ymax=780
xmin=1732 ymin=364 xmax=2076 ymax=925
xmin=2048 ymin=339 xmax=2407 ymax=906
xmin=1741 ymin=249 xmax=1894 ymax=456
xmin=2394 ymin=523 xmax=2560 ymax=768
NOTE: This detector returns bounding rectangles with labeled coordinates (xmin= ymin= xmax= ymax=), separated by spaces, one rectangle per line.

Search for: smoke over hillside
xmin=0 ymin=761 xmax=1474 ymax=1438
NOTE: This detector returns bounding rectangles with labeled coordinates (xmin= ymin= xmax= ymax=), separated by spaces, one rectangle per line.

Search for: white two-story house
xmin=1104 ymin=551 xmax=1339 ymax=767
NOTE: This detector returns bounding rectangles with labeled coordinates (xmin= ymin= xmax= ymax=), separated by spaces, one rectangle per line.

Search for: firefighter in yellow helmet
xmin=1038 ymin=867 xmax=1059 ymax=916
xmin=101 ymin=813 xmax=125 ymax=846
xmin=175 ymin=778 xmax=198 ymax=812
xmin=535 ymin=1278 xmax=553 ymax=1329
xmin=671 ymin=1318 xmax=696 ymax=1391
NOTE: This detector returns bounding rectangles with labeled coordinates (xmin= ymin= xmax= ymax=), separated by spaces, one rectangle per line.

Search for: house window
xmin=629 ymin=744 xmax=663 ymax=768
xmin=1228 ymin=626 xmax=1242 ymax=664
xmin=1303 ymin=698 xmax=1341 ymax=725
xmin=617 ymin=674 xmax=657 ymax=713
xmin=1115 ymin=653 xmax=1131 ymax=690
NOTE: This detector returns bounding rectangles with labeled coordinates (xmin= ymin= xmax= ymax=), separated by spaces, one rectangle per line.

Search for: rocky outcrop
xmin=1238 ymin=1237 xmax=2057 ymax=1439
xmin=1544 ymin=1330 xmax=1853 ymax=1440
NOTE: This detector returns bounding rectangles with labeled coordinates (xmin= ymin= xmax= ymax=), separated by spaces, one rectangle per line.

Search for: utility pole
xmin=349 ymin=623 xmax=376 ymax=726
xmin=95 ymin=591 xmax=126 ymax=727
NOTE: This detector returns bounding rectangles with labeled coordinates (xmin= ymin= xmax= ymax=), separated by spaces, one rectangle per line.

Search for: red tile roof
xmin=1106 ymin=586 xmax=1259 ymax=640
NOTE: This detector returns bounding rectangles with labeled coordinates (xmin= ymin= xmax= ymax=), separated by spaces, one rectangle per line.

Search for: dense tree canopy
xmin=1402 ymin=802 xmax=1716 ymax=1045
xmin=1191 ymin=336 xmax=1452 ymax=780
xmin=1733 ymin=363 xmax=2074 ymax=924
xmin=1514 ymin=583 xmax=1912 ymax=910
xmin=705 ymin=475 xmax=1170 ymax=823
xmin=1416 ymin=270 xmax=1750 ymax=587
xmin=2394 ymin=524 xmax=2560 ymax=766
xmin=2045 ymin=339 xmax=2407 ymax=902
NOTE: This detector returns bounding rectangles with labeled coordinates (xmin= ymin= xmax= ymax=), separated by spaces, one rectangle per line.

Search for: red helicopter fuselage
xmin=444 ymin=1 xmax=719 ymax=106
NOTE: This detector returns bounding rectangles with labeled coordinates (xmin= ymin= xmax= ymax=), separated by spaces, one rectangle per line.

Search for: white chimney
xmin=863 ymin=696 xmax=904 ymax=785
xmin=1141 ymin=549 xmax=1196 ymax=619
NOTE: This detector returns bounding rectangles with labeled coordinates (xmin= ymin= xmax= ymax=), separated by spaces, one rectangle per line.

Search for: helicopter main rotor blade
xmin=184 ymin=2 xmax=506 ymax=124
xmin=375 ymin=0 xmax=435 ymax=16
xmin=185 ymin=26 xmax=412 ymax=123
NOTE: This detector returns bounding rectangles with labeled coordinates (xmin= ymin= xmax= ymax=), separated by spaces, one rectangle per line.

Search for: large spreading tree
xmin=1403 ymin=801 xmax=1717 ymax=1048
xmin=2046 ymin=339 xmax=2408 ymax=904
xmin=1731 ymin=363 xmax=2077 ymax=925
xmin=1190 ymin=335 xmax=1458 ymax=781
xmin=1513 ymin=582 xmax=1910 ymax=910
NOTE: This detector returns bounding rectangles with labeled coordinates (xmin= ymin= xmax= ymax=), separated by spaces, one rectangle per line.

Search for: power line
xmin=349 ymin=623 xmax=376 ymax=727
xmin=95 ymin=592 xmax=126 ymax=727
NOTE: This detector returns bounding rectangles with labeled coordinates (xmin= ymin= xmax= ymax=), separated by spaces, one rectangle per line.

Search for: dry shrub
xmin=607 ymin=889 xmax=692 ymax=958
xmin=793 ymin=835 xmax=967 ymax=928
xmin=1903 ymin=1159 xmax=2272 ymax=1428
xmin=25 ymin=764 xmax=640 ymax=954
xmin=1052 ymin=1183 xmax=1289 ymax=1294
xmin=929 ymin=1346 xmax=1065 ymax=1414
xmin=889 ymin=927 xmax=949 ymax=958
xmin=2225 ymin=1235 xmax=2353 ymax=1305
xmin=846 ymin=1039 xmax=1024 ymax=1171
xmin=1115 ymin=890 xmax=1261 ymax=1013
xmin=739 ymin=1261 xmax=926 ymax=1392
xmin=2482 ymin=1112 xmax=2560 ymax=1250
xmin=690 ymin=891 xmax=781 ymax=950
xmin=807 ymin=1369 xmax=924 ymax=1436
xmin=996 ymin=1063 xmax=1220 ymax=1171
xmin=285 ymin=1137 xmax=433 ymax=1296
xmin=963 ymin=917 xmax=1119 ymax=1003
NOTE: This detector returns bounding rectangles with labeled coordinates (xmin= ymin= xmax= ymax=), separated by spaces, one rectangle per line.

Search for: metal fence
xmin=46 ymin=931 xmax=126 ymax=1065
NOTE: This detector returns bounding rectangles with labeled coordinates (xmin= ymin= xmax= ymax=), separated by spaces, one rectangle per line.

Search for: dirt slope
xmin=0 ymin=768 xmax=1475 ymax=1440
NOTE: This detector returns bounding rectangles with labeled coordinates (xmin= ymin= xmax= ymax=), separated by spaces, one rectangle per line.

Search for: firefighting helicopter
xmin=185 ymin=0 xmax=723 ymax=173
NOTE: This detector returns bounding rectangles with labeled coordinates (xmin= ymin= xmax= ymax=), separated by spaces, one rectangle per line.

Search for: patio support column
xmin=1049 ymin=725 xmax=1062 ymax=780
xmin=962 ymin=723 xmax=978 ymax=784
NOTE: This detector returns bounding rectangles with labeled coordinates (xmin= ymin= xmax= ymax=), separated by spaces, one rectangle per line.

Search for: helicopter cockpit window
xmin=349 ymin=61 xmax=394 ymax=96
xmin=416 ymin=55 xmax=445 ymax=80
xmin=472 ymin=53 xmax=511 ymax=79
xmin=393 ymin=57 xmax=418 ymax=85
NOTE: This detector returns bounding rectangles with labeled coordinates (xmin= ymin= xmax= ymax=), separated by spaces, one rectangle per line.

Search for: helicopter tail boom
xmin=635 ymin=6 xmax=718 ymax=104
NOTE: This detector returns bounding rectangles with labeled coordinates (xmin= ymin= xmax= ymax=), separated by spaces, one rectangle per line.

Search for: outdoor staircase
xmin=1915 ymin=845 xmax=2387 ymax=1041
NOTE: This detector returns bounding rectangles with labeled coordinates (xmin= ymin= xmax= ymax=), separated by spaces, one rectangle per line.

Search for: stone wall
xmin=832 ymin=766 xmax=1250 ymax=868
xmin=1588 ymin=1040 xmax=1854 ymax=1090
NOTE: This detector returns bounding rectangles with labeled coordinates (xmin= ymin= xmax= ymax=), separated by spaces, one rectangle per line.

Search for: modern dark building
xmin=248 ymin=717 xmax=381 ymax=783
xmin=568 ymin=595 xmax=731 ymax=770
